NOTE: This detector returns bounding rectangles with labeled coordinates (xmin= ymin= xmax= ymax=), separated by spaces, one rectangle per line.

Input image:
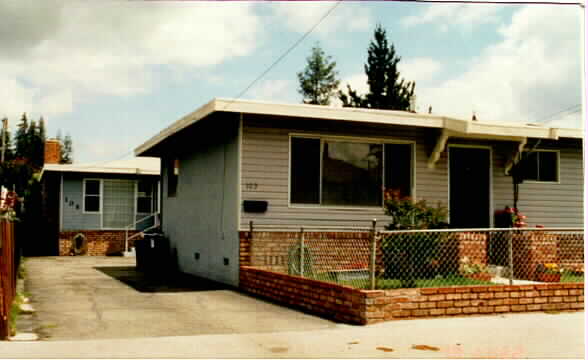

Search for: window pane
xmin=137 ymin=197 xmax=152 ymax=214
xmin=103 ymin=180 xmax=135 ymax=228
xmin=539 ymin=152 xmax=558 ymax=182
xmin=137 ymin=180 xmax=153 ymax=197
xmin=521 ymin=152 xmax=539 ymax=181
xmin=84 ymin=196 xmax=100 ymax=212
xmin=384 ymin=143 xmax=412 ymax=198
xmin=322 ymin=141 xmax=383 ymax=206
xmin=85 ymin=180 xmax=100 ymax=195
xmin=290 ymin=137 xmax=320 ymax=204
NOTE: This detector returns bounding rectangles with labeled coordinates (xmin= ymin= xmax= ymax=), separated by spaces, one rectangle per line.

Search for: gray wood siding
xmin=61 ymin=173 xmax=159 ymax=231
xmin=161 ymin=114 xmax=240 ymax=286
xmin=241 ymin=116 xmax=583 ymax=229
xmin=492 ymin=142 xmax=583 ymax=227
xmin=240 ymin=115 xmax=448 ymax=229
xmin=62 ymin=174 xmax=101 ymax=230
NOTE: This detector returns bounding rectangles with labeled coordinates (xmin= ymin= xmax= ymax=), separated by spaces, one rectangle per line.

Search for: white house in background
xmin=41 ymin=152 xmax=161 ymax=256
xmin=134 ymin=98 xmax=583 ymax=286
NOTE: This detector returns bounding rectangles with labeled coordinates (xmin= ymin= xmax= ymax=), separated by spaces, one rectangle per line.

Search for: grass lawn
xmin=561 ymin=273 xmax=584 ymax=283
xmin=309 ymin=273 xmax=493 ymax=289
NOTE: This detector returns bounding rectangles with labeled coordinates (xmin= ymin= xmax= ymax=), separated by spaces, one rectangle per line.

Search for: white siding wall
xmin=240 ymin=116 xmax=448 ymax=229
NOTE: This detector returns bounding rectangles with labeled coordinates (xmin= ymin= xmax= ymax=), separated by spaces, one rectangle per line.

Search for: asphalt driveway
xmin=23 ymin=257 xmax=337 ymax=341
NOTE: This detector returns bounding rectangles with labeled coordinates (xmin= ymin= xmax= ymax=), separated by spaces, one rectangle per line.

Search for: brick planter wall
xmin=59 ymin=230 xmax=140 ymax=256
xmin=239 ymin=231 xmax=487 ymax=276
xmin=512 ymin=232 xmax=559 ymax=280
xmin=238 ymin=231 xmax=372 ymax=273
xmin=559 ymin=233 xmax=584 ymax=271
xmin=239 ymin=267 xmax=584 ymax=325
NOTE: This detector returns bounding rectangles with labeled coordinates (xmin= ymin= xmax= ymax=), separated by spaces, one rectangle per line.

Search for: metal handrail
xmin=124 ymin=212 xmax=160 ymax=253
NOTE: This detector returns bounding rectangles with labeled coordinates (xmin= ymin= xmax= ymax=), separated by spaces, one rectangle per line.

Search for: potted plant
xmin=535 ymin=263 xmax=562 ymax=282
xmin=459 ymin=256 xmax=492 ymax=282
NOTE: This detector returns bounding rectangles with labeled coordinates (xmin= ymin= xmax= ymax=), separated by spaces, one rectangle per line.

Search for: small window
xmin=521 ymin=150 xmax=558 ymax=182
xmin=168 ymin=159 xmax=179 ymax=197
xmin=84 ymin=180 xmax=101 ymax=212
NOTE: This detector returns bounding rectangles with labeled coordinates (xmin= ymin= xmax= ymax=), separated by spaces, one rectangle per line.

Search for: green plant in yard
xmin=381 ymin=189 xmax=449 ymax=288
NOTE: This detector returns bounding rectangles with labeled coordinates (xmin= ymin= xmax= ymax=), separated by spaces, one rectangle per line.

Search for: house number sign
xmin=245 ymin=183 xmax=258 ymax=190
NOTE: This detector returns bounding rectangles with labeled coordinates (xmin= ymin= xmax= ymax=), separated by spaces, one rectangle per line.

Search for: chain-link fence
xmin=245 ymin=224 xmax=584 ymax=290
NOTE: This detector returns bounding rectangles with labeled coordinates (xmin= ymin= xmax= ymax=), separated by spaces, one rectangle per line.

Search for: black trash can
xmin=135 ymin=232 xmax=169 ymax=273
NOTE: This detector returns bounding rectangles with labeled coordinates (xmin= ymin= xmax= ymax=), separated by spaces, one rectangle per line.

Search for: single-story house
xmin=134 ymin=98 xmax=584 ymax=286
xmin=41 ymin=140 xmax=161 ymax=256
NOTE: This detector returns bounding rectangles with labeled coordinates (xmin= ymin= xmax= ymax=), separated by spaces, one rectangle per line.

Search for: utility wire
xmin=534 ymin=103 xmax=581 ymax=124
xmin=222 ymin=0 xmax=342 ymax=111
xmin=76 ymin=1 xmax=342 ymax=165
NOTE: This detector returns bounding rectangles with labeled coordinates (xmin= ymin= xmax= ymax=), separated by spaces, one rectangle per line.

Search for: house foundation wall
xmin=239 ymin=267 xmax=584 ymax=325
xmin=59 ymin=230 xmax=140 ymax=256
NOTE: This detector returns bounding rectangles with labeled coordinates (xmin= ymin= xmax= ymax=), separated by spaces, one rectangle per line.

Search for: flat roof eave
xmin=134 ymin=98 xmax=584 ymax=156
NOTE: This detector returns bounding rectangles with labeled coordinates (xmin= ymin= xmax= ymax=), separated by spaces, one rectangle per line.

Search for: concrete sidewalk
xmin=1 ymin=311 xmax=584 ymax=358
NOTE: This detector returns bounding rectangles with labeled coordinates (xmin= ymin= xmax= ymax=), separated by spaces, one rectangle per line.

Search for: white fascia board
xmin=134 ymin=98 xmax=447 ymax=156
xmin=214 ymin=98 xmax=446 ymax=128
xmin=134 ymin=97 xmax=583 ymax=157
xmin=43 ymin=166 xmax=159 ymax=176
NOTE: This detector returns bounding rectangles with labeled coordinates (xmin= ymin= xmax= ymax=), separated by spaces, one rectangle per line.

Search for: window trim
xmin=521 ymin=149 xmax=560 ymax=184
xmin=82 ymin=178 xmax=102 ymax=214
xmin=287 ymin=133 xmax=416 ymax=210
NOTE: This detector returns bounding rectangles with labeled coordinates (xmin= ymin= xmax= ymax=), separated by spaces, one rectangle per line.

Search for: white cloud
xmin=340 ymin=73 xmax=369 ymax=96
xmin=402 ymin=4 xmax=503 ymax=30
xmin=398 ymin=58 xmax=442 ymax=87
xmin=0 ymin=1 xmax=262 ymax=118
xmin=270 ymin=2 xmax=371 ymax=36
xmin=247 ymin=80 xmax=294 ymax=103
xmin=416 ymin=6 xmax=583 ymax=128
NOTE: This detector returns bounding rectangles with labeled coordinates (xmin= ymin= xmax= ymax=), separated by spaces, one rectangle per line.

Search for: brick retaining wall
xmin=59 ymin=230 xmax=140 ymax=256
xmin=239 ymin=266 xmax=584 ymax=325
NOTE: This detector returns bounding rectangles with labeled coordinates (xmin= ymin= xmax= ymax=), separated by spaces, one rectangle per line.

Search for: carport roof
xmin=134 ymin=98 xmax=583 ymax=156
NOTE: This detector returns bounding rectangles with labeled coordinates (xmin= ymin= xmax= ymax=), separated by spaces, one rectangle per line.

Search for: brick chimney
xmin=44 ymin=139 xmax=62 ymax=164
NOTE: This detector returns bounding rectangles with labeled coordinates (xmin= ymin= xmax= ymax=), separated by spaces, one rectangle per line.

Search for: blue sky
xmin=0 ymin=1 xmax=583 ymax=163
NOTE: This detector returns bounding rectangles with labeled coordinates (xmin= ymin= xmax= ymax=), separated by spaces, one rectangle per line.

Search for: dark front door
xmin=449 ymin=147 xmax=490 ymax=228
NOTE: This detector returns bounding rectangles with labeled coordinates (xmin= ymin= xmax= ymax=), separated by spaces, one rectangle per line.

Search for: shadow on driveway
xmin=94 ymin=266 xmax=228 ymax=293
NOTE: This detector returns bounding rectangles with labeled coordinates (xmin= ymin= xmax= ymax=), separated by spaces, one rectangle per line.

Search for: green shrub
xmin=381 ymin=189 xmax=449 ymax=287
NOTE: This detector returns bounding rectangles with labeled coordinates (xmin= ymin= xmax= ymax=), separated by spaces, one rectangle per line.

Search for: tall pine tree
xmin=297 ymin=44 xmax=340 ymax=105
xmin=15 ymin=113 xmax=29 ymax=159
xmin=339 ymin=25 xmax=415 ymax=111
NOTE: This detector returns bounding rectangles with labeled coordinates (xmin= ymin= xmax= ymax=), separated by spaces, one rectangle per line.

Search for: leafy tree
xmin=339 ymin=25 xmax=415 ymax=111
xmin=61 ymin=133 xmax=73 ymax=164
xmin=297 ymin=44 xmax=340 ymax=105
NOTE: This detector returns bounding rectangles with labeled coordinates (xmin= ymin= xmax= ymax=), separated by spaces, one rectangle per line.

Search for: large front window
xmin=290 ymin=136 xmax=413 ymax=207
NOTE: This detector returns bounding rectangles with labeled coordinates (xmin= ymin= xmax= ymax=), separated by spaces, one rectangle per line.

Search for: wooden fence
xmin=0 ymin=219 xmax=16 ymax=340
